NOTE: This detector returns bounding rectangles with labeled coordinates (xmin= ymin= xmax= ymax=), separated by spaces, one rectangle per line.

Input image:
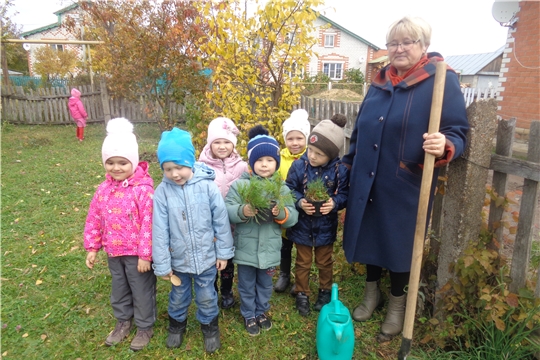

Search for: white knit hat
xmin=102 ymin=118 xmax=139 ymax=171
xmin=207 ymin=117 xmax=239 ymax=147
xmin=282 ymin=109 xmax=310 ymax=141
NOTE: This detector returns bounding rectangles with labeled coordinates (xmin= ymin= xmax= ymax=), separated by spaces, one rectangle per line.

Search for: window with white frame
xmin=323 ymin=62 xmax=343 ymax=80
xmin=324 ymin=33 xmax=335 ymax=48
xmin=50 ymin=44 xmax=64 ymax=51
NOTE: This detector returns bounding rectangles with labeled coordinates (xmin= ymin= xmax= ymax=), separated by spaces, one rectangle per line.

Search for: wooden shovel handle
xmin=399 ymin=61 xmax=447 ymax=359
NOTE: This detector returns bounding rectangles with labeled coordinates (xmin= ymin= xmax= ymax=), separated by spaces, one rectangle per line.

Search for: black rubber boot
xmin=274 ymin=256 xmax=291 ymax=292
xmin=166 ymin=317 xmax=187 ymax=349
xmin=201 ymin=316 xmax=220 ymax=353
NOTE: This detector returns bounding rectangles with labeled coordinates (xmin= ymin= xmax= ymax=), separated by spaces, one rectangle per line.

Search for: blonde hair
xmin=386 ymin=16 xmax=432 ymax=49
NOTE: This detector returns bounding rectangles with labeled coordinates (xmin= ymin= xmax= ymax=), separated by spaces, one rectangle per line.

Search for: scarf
xmin=373 ymin=53 xmax=450 ymax=88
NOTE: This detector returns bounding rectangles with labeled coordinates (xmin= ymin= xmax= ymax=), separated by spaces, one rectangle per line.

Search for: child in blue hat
xmin=152 ymin=128 xmax=234 ymax=353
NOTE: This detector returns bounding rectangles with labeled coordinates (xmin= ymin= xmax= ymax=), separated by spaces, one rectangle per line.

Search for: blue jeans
xmin=168 ymin=266 xmax=218 ymax=324
xmin=237 ymin=264 xmax=274 ymax=319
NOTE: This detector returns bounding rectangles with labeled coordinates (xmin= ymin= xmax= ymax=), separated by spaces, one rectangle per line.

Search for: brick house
xmin=310 ymin=15 xmax=385 ymax=84
xmin=496 ymin=1 xmax=539 ymax=130
xmin=20 ymin=3 xmax=83 ymax=76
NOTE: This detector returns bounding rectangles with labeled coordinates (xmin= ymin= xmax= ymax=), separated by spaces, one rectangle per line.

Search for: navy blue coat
xmin=341 ymin=54 xmax=469 ymax=272
xmin=286 ymin=153 xmax=349 ymax=247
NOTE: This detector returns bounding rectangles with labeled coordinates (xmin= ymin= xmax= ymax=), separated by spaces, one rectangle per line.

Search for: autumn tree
xmin=194 ymin=0 xmax=324 ymax=153
xmin=1 ymin=0 xmax=28 ymax=86
xmin=78 ymin=0 xmax=209 ymax=130
xmin=32 ymin=45 xmax=79 ymax=80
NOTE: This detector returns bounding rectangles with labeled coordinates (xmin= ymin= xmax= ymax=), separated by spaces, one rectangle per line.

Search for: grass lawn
xmin=1 ymin=123 xmax=442 ymax=359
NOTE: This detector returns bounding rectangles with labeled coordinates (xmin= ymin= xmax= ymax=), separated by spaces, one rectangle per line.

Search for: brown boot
xmin=380 ymin=293 xmax=406 ymax=336
xmin=105 ymin=320 xmax=133 ymax=346
xmin=352 ymin=281 xmax=383 ymax=321
xmin=130 ymin=328 xmax=153 ymax=351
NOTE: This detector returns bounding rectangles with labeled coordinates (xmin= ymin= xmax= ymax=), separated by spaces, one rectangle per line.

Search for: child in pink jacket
xmin=84 ymin=118 xmax=156 ymax=351
xmin=68 ymin=88 xmax=88 ymax=141
xmin=198 ymin=117 xmax=248 ymax=309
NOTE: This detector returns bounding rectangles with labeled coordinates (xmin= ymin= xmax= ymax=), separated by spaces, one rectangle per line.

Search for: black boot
xmin=296 ymin=292 xmax=310 ymax=316
xmin=313 ymin=289 xmax=331 ymax=311
xmin=166 ymin=317 xmax=187 ymax=349
xmin=201 ymin=315 xmax=220 ymax=353
xmin=274 ymin=256 xmax=291 ymax=292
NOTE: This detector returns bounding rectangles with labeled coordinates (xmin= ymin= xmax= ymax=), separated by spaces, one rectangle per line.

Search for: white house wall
xmin=307 ymin=18 xmax=369 ymax=79
xmin=24 ymin=9 xmax=83 ymax=77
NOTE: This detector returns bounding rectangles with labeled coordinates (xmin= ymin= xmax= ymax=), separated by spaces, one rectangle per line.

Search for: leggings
xmin=365 ymin=264 xmax=409 ymax=297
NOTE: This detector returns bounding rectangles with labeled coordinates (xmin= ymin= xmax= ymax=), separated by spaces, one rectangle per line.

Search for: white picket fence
xmin=461 ymin=87 xmax=496 ymax=107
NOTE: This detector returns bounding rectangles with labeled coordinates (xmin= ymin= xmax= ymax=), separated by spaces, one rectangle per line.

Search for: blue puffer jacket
xmin=286 ymin=153 xmax=349 ymax=247
xmin=152 ymin=162 xmax=235 ymax=276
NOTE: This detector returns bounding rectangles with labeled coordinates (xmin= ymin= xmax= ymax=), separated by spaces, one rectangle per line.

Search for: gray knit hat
xmin=308 ymin=114 xmax=347 ymax=160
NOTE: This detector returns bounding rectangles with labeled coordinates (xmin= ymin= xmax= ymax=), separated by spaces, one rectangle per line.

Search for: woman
xmin=342 ymin=16 xmax=469 ymax=340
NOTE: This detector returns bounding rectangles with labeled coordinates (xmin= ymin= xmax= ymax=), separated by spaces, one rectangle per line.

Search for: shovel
xmin=398 ymin=61 xmax=447 ymax=360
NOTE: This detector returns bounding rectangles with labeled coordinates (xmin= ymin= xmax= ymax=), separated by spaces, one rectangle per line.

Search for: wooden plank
xmin=510 ymin=121 xmax=540 ymax=293
xmin=490 ymin=154 xmax=540 ymax=182
xmin=488 ymin=118 xmax=515 ymax=244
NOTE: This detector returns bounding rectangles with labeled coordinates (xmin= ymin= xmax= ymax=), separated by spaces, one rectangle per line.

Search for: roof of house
xmin=318 ymin=14 xmax=380 ymax=51
xmin=21 ymin=3 xmax=80 ymax=38
xmin=445 ymin=47 xmax=504 ymax=75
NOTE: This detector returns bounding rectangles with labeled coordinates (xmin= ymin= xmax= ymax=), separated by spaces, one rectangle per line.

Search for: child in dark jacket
xmin=286 ymin=114 xmax=349 ymax=316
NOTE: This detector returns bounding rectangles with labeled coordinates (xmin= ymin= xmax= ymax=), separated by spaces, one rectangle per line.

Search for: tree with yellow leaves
xmin=194 ymin=0 xmax=324 ymax=154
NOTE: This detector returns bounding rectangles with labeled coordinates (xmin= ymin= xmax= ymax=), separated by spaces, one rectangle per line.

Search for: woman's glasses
xmin=385 ymin=39 xmax=420 ymax=51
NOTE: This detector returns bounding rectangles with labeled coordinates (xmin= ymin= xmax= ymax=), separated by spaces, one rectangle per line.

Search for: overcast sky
xmin=10 ymin=0 xmax=510 ymax=57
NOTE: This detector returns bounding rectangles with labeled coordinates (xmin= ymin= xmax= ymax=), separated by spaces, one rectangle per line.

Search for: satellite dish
xmin=492 ymin=1 xmax=520 ymax=23
xmin=23 ymin=43 xmax=31 ymax=51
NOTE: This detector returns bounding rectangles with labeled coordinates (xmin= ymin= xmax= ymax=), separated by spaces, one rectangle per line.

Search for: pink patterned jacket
xmin=84 ymin=162 xmax=154 ymax=261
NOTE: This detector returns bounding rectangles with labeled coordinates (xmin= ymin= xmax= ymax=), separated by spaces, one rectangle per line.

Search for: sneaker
xmin=220 ymin=290 xmax=235 ymax=309
xmin=105 ymin=320 xmax=133 ymax=346
xmin=313 ymin=289 xmax=331 ymax=311
xmin=296 ymin=292 xmax=310 ymax=316
xmin=256 ymin=313 xmax=272 ymax=331
xmin=244 ymin=317 xmax=260 ymax=336
xmin=130 ymin=328 xmax=153 ymax=351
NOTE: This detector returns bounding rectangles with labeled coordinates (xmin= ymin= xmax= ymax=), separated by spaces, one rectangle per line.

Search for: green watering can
xmin=316 ymin=283 xmax=355 ymax=360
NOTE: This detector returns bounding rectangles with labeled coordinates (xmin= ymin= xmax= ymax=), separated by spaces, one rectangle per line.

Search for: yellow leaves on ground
xmin=36 ymin=279 xmax=43 ymax=285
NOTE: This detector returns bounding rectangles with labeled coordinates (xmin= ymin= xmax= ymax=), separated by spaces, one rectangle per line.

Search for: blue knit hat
xmin=247 ymin=125 xmax=280 ymax=174
xmin=157 ymin=128 xmax=195 ymax=169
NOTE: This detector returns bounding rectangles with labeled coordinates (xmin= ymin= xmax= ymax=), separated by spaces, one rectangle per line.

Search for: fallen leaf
xmin=41 ymin=334 xmax=47 ymax=340
xmin=15 ymin=160 xmax=21 ymax=163
xmin=4 ymin=251 xmax=11 ymax=256
xmin=70 ymin=246 xmax=79 ymax=252
xmin=86 ymin=308 xmax=91 ymax=314
xmin=74 ymin=208 xmax=79 ymax=212
xmin=39 ymin=266 xmax=47 ymax=274
xmin=32 ymin=264 xmax=37 ymax=268
xmin=2 ymin=351 xmax=7 ymax=356
xmin=32 ymin=248 xmax=37 ymax=254
xmin=14 ymin=218 xmax=19 ymax=223
xmin=36 ymin=279 xmax=43 ymax=285
xmin=60 ymin=275 xmax=66 ymax=279
xmin=22 ymin=333 xmax=28 ymax=338
xmin=43 ymin=313 xmax=50 ymax=320
xmin=55 ymin=163 xmax=61 ymax=166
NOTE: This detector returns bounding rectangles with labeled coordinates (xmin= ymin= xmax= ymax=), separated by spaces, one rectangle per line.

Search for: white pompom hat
xmin=101 ymin=118 xmax=139 ymax=171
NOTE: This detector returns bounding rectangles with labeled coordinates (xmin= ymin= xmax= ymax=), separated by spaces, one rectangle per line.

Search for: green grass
xmin=1 ymin=124 xmax=441 ymax=359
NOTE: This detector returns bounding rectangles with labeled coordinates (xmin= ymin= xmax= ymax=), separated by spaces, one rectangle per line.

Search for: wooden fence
xmin=1 ymin=84 xmax=186 ymax=125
